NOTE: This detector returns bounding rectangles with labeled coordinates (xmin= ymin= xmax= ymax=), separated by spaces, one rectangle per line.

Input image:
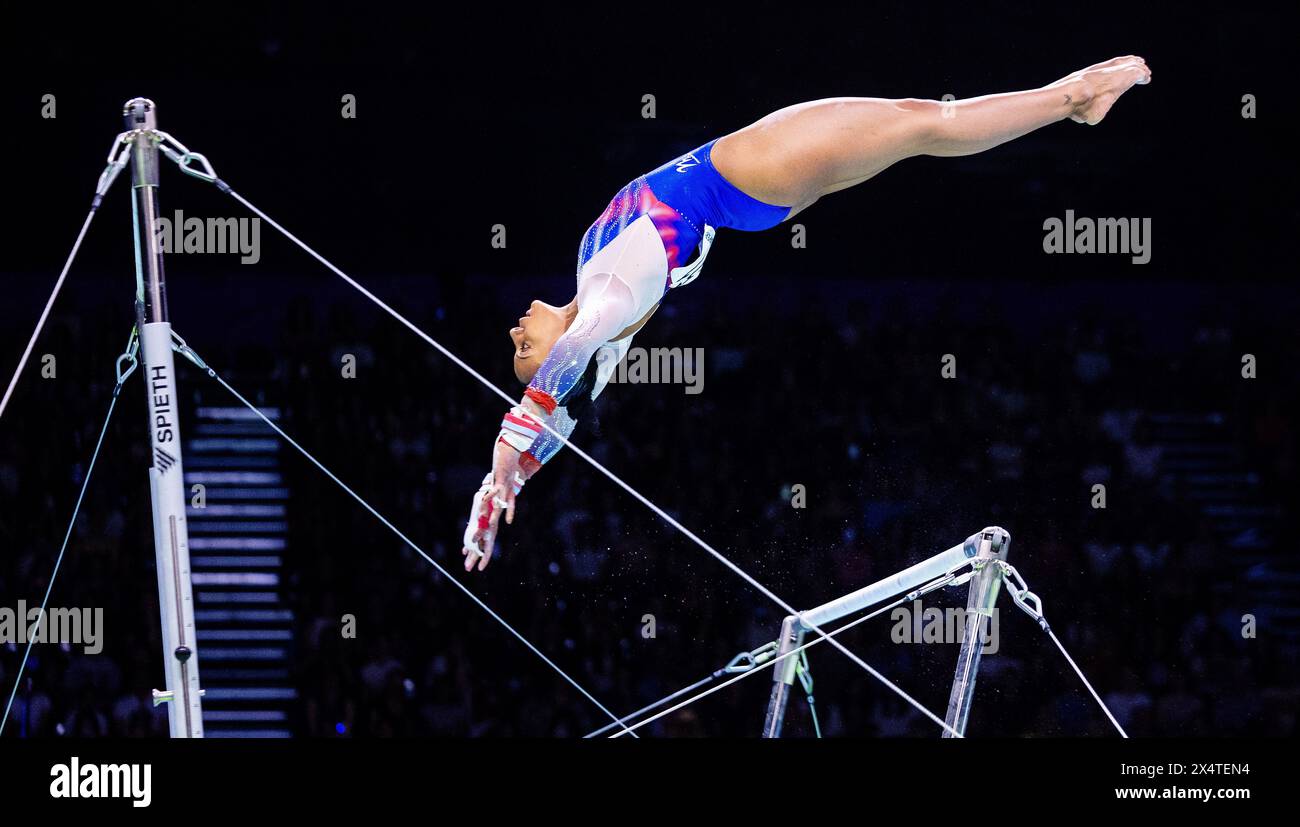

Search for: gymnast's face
xmin=510 ymin=300 xmax=567 ymax=385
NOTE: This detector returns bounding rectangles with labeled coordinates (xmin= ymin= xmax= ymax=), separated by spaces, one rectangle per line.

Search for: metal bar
xmin=798 ymin=535 xmax=979 ymax=630
xmin=125 ymin=98 xmax=204 ymax=737
xmin=761 ymin=528 xmax=1004 ymax=738
xmin=941 ymin=526 xmax=1010 ymax=738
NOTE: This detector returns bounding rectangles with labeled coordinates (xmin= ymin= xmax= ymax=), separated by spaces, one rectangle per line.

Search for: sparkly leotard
xmin=519 ymin=139 xmax=790 ymax=467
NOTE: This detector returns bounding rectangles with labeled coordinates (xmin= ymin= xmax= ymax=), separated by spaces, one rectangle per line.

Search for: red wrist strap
xmin=524 ymin=387 xmax=558 ymax=414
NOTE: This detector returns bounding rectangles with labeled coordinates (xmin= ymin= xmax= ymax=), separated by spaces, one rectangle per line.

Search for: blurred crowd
xmin=2 ymin=278 xmax=1297 ymax=737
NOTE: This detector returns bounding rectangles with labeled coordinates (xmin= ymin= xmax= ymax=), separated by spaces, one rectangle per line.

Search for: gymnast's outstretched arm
xmin=463 ymin=274 xmax=637 ymax=571
xmin=462 ymin=56 xmax=1151 ymax=571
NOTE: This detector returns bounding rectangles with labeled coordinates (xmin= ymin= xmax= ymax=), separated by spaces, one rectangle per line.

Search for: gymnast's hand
xmin=461 ymin=442 xmax=527 ymax=571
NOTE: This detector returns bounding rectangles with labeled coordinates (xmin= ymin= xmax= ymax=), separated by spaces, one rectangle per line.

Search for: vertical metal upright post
xmin=761 ymin=615 xmax=804 ymax=738
xmin=125 ymin=98 xmax=204 ymax=737
xmin=941 ymin=526 xmax=1010 ymax=738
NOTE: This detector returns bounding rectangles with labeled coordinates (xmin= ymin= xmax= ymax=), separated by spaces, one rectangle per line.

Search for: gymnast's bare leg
xmin=711 ymin=56 xmax=1151 ymax=215
xmin=465 ymin=57 xmax=1150 ymax=570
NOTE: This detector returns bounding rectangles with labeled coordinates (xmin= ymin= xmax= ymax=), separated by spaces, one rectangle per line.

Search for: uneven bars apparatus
xmin=761 ymin=526 xmax=1010 ymax=738
xmin=125 ymin=99 xmax=205 ymax=737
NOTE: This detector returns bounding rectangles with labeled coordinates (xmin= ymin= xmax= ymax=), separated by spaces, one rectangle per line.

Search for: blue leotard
xmin=517 ymin=140 xmax=790 ymax=468
xmin=576 ymin=139 xmax=791 ymax=277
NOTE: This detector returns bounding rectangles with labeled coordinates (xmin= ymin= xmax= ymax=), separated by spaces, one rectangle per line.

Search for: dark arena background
xmin=0 ymin=2 xmax=1294 ymax=811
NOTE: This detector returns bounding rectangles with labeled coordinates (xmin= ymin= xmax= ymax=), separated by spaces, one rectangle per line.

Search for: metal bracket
xmin=94 ymin=131 xmax=135 ymax=205
xmin=720 ymin=640 xmax=778 ymax=675
xmin=151 ymin=687 xmax=206 ymax=707
xmin=113 ymin=327 xmax=140 ymax=393
xmin=155 ymin=130 xmax=220 ymax=184
xmin=170 ymin=328 xmax=214 ymax=375
xmin=997 ymin=561 xmax=1048 ymax=631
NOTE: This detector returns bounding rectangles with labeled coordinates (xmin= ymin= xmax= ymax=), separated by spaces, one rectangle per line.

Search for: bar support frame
xmin=941 ymin=527 xmax=1010 ymax=737
xmin=761 ymin=526 xmax=1010 ymax=738
xmin=125 ymin=98 xmax=204 ymax=738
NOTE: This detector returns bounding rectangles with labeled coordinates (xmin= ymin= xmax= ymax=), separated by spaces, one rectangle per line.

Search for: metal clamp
xmin=151 ymin=687 xmax=206 ymax=707
xmin=94 ymin=131 xmax=135 ymax=204
xmin=947 ymin=566 xmax=976 ymax=589
xmin=113 ymin=327 xmax=140 ymax=395
xmin=170 ymin=329 xmax=213 ymax=374
xmin=720 ymin=640 xmax=778 ymax=675
xmin=794 ymin=649 xmax=823 ymax=737
xmin=997 ymin=561 xmax=1048 ymax=631
xmin=155 ymin=130 xmax=220 ymax=184
xmin=795 ymin=649 xmax=814 ymax=696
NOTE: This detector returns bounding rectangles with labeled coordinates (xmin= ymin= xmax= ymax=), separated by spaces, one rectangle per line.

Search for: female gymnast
xmin=462 ymin=56 xmax=1151 ymax=571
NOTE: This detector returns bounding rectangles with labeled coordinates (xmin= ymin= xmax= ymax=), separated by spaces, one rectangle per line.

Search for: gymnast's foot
xmin=1055 ymin=56 xmax=1152 ymax=125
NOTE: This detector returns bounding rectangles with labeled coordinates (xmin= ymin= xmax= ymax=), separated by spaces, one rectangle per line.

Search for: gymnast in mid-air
xmin=462 ymin=56 xmax=1151 ymax=571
